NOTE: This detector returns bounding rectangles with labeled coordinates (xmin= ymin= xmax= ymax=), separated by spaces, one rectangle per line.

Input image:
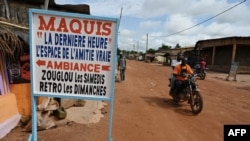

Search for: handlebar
xmin=174 ymin=73 xmax=196 ymax=78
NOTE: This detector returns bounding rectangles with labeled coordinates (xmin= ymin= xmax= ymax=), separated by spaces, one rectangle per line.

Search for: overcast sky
xmin=55 ymin=0 xmax=250 ymax=52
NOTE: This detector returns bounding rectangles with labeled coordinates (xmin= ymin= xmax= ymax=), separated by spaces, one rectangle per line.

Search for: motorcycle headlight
xmin=191 ymin=77 xmax=197 ymax=83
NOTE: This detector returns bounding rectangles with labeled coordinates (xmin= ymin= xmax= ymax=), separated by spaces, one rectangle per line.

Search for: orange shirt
xmin=173 ymin=64 xmax=193 ymax=80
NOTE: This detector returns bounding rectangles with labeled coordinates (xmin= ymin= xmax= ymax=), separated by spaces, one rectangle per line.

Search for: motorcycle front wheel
xmin=190 ymin=91 xmax=203 ymax=115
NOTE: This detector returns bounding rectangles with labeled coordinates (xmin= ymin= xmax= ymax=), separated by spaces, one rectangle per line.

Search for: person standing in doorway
xmin=118 ymin=52 xmax=126 ymax=81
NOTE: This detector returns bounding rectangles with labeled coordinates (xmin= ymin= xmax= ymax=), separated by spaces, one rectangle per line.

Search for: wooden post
xmin=231 ymin=39 xmax=237 ymax=63
xmin=211 ymin=46 xmax=215 ymax=65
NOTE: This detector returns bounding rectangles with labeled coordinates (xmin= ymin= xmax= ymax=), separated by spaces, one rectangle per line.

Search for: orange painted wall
xmin=9 ymin=83 xmax=46 ymax=116
xmin=10 ymin=83 xmax=31 ymax=116
xmin=0 ymin=94 xmax=19 ymax=123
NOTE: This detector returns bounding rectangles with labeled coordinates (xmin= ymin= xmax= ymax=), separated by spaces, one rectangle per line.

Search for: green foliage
xmin=175 ymin=43 xmax=181 ymax=48
xmin=117 ymin=48 xmax=121 ymax=55
xmin=147 ymin=48 xmax=156 ymax=54
xmin=130 ymin=50 xmax=137 ymax=54
xmin=158 ymin=43 xmax=172 ymax=50
xmin=117 ymin=48 xmax=144 ymax=56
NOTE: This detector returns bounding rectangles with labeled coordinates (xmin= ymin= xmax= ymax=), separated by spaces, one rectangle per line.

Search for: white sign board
xmin=30 ymin=9 xmax=118 ymax=100
xmin=226 ymin=62 xmax=239 ymax=81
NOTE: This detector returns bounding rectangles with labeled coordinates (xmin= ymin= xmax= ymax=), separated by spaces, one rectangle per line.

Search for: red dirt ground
xmin=1 ymin=60 xmax=250 ymax=141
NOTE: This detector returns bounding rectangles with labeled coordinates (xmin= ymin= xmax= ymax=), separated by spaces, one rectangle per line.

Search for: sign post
xmin=28 ymin=8 xmax=119 ymax=141
xmin=226 ymin=62 xmax=239 ymax=81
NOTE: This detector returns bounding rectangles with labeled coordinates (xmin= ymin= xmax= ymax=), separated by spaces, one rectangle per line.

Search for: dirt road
xmin=2 ymin=60 xmax=250 ymax=141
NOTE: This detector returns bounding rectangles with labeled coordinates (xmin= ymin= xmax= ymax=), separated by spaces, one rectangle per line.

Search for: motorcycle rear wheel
xmin=190 ymin=91 xmax=203 ymax=115
xmin=200 ymin=73 xmax=206 ymax=80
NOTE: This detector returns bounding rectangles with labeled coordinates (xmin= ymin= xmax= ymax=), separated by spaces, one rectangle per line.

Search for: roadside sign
xmin=30 ymin=9 xmax=118 ymax=99
xmin=226 ymin=62 xmax=239 ymax=81
xmin=29 ymin=8 xmax=118 ymax=141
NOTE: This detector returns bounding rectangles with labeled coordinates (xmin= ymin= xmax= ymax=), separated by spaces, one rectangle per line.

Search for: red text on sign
xmin=38 ymin=16 xmax=112 ymax=36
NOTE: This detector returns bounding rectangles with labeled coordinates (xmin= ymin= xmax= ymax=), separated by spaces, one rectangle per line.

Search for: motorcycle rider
xmin=200 ymin=58 xmax=207 ymax=73
xmin=169 ymin=52 xmax=183 ymax=88
xmin=170 ymin=56 xmax=193 ymax=96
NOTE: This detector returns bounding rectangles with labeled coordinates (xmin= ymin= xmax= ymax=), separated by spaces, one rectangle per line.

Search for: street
xmin=1 ymin=59 xmax=250 ymax=141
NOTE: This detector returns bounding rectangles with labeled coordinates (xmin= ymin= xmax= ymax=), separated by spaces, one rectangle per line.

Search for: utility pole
xmin=44 ymin=0 xmax=49 ymax=10
xmin=137 ymin=41 xmax=139 ymax=53
xmin=118 ymin=6 xmax=123 ymax=28
xmin=146 ymin=33 xmax=148 ymax=53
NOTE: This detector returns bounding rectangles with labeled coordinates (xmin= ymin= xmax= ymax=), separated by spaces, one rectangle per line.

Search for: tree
xmin=158 ymin=44 xmax=172 ymax=50
xmin=147 ymin=48 xmax=156 ymax=54
xmin=117 ymin=48 xmax=121 ymax=55
xmin=175 ymin=43 xmax=181 ymax=48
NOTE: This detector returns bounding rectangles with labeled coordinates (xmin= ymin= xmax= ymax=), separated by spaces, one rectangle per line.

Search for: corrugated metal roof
xmin=6 ymin=0 xmax=90 ymax=15
xmin=195 ymin=36 xmax=250 ymax=49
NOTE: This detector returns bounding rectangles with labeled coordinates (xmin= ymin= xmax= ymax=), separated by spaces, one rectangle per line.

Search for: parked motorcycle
xmin=193 ymin=64 xmax=207 ymax=80
xmin=169 ymin=74 xmax=203 ymax=115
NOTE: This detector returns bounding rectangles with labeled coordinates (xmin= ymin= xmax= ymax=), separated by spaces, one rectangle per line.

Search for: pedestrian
xmin=118 ymin=52 xmax=126 ymax=81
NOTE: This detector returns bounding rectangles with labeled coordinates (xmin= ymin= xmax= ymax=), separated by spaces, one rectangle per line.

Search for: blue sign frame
xmin=28 ymin=8 xmax=119 ymax=141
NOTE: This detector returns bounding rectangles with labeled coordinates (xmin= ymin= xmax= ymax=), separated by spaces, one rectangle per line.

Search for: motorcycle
xmin=169 ymin=74 xmax=203 ymax=115
xmin=193 ymin=64 xmax=207 ymax=80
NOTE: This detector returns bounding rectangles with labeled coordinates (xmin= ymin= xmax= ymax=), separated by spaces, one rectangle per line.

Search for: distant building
xmin=157 ymin=46 xmax=194 ymax=66
xmin=194 ymin=36 xmax=250 ymax=73
xmin=156 ymin=36 xmax=250 ymax=74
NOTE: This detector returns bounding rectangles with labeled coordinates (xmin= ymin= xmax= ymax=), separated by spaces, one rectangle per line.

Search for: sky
xmin=55 ymin=0 xmax=250 ymax=53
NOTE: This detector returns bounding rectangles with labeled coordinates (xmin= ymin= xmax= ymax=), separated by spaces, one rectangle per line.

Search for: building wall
xmin=9 ymin=84 xmax=31 ymax=116
xmin=235 ymin=45 xmax=250 ymax=66
xmin=0 ymin=94 xmax=19 ymax=123
xmin=214 ymin=45 xmax=232 ymax=65
xmin=155 ymin=56 xmax=165 ymax=63
xmin=0 ymin=94 xmax=21 ymax=139
xmin=195 ymin=37 xmax=250 ymax=73
xmin=199 ymin=47 xmax=213 ymax=65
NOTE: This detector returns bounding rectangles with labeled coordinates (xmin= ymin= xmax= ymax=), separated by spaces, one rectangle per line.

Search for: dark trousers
xmin=120 ymin=69 xmax=126 ymax=81
xmin=175 ymin=80 xmax=188 ymax=94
